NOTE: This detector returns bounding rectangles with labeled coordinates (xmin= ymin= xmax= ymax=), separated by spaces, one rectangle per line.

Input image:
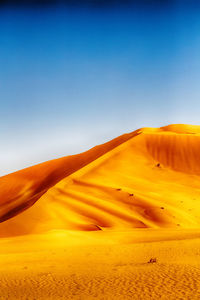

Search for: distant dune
xmin=1 ymin=124 xmax=200 ymax=237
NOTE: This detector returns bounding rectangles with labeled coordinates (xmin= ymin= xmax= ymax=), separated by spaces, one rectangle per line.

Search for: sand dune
xmin=0 ymin=124 xmax=200 ymax=236
xmin=1 ymin=124 xmax=200 ymax=299
xmin=0 ymin=130 xmax=139 ymax=225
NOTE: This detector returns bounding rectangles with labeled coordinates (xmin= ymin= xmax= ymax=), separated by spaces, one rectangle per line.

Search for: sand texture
xmin=0 ymin=124 xmax=200 ymax=299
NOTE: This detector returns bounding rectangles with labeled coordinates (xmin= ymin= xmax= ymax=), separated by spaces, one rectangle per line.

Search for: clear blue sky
xmin=0 ymin=1 xmax=200 ymax=175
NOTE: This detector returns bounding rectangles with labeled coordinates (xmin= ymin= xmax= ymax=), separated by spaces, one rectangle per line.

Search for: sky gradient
xmin=0 ymin=1 xmax=200 ymax=175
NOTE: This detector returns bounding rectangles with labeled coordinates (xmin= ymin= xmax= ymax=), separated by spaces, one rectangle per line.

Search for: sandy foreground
xmin=1 ymin=230 xmax=200 ymax=299
xmin=1 ymin=124 xmax=200 ymax=299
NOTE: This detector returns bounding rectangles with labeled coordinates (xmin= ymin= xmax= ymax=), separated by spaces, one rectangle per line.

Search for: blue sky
xmin=0 ymin=1 xmax=200 ymax=175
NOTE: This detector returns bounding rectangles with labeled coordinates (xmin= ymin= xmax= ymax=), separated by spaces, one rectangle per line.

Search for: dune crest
xmin=0 ymin=124 xmax=200 ymax=237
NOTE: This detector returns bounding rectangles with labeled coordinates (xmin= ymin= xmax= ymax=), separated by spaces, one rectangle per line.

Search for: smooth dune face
xmin=0 ymin=124 xmax=200 ymax=237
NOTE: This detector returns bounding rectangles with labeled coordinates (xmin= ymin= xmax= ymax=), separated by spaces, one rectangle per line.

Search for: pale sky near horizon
xmin=0 ymin=0 xmax=200 ymax=176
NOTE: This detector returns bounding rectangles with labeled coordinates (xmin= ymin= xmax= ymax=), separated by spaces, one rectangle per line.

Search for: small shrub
xmin=148 ymin=258 xmax=157 ymax=264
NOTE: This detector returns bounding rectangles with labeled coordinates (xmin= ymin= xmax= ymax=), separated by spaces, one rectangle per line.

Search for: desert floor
xmin=1 ymin=229 xmax=200 ymax=300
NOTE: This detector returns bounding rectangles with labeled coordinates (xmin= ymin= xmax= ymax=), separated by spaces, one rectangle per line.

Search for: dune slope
xmin=0 ymin=130 xmax=139 ymax=224
xmin=1 ymin=124 xmax=200 ymax=237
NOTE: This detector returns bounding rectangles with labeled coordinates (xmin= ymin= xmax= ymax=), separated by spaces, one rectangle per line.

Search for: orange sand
xmin=0 ymin=124 xmax=200 ymax=299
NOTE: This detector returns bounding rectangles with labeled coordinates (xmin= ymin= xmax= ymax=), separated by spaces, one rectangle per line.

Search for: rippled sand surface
xmin=1 ymin=231 xmax=200 ymax=299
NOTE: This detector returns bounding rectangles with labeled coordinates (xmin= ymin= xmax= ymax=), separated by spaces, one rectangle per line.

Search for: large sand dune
xmin=1 ymin=124 xmax=200 ymax=236
xmin=1 ymin=124 xmax=200 ymax=299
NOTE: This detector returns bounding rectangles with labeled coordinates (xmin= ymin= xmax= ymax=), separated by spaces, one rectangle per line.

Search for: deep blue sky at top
xmin=0 ymin=0 xmax=200 ymax=175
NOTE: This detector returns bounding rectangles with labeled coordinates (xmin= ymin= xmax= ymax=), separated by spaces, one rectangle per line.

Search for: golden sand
xmin=0 ymin=124 xmax=200 ymax=299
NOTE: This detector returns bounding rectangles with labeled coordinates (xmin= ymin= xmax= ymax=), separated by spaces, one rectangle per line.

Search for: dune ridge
xmin=1 ymin=124 xmax=200 ymax=237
